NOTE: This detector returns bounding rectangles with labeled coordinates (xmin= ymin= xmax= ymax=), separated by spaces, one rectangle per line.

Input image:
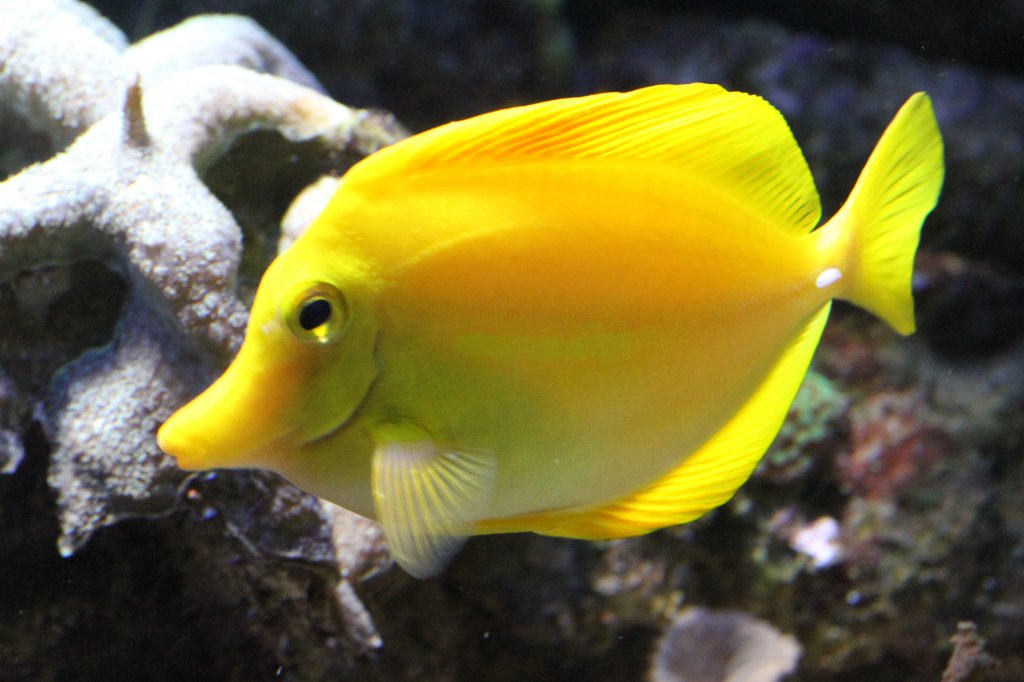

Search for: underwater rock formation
xmin=649 ymin=607 xmax=801 ymax=682
xmin=0 ymin=0 xmax=404 ymax=672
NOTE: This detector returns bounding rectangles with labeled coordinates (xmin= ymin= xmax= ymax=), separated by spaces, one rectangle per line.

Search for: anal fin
xmin=480 ymin=302 xmax=832 ymax=539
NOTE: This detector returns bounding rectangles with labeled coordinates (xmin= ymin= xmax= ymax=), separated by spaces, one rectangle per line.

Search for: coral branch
xmin=0 ymin=0 xmax=127 ymax=143
xmin=0 ymin=0 xmax=403 ymax=658
xmin=123 ymin=14 xmax=324 ymax=91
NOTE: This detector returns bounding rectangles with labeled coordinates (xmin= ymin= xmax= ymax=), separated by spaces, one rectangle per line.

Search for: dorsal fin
xmin=345 ymin=84 xmax=821 ymax=232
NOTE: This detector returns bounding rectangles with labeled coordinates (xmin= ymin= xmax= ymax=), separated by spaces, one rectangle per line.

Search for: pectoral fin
xmin=372 ymin=440 xmax=496 ymax=578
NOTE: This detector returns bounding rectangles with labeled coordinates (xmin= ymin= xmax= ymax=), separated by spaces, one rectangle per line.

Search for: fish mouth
xmin=157 ymin=409 xmax=305 ymax=473
xmin=156 ymin=422 xmax=206 ymax=471
xmin=157 ymin=333 xmax=383 ymax=473
xmin=154 ymin=359 xmax=302 ymax=472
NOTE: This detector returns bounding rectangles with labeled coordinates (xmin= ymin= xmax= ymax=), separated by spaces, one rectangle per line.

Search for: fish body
xmin=157 ymin=84 xmax=944 ymax=577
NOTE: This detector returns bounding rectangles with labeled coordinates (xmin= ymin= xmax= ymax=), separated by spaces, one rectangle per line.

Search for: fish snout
xmin=156 ymin=416 xmax=210 ymax=471
xmin=155 ymin=368 xmax=301 ymax=473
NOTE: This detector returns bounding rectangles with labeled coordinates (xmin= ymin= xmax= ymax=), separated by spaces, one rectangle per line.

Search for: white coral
xmin=0 ymin=0 xmax=404 ymax=655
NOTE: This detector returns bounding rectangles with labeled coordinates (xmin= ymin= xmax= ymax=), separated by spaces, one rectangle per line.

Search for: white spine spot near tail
xmin=815 ymin=267 xmax=843 ymax=289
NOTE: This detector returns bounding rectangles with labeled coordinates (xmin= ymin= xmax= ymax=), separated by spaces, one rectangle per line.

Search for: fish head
xmin=157 ymin=246 xmax=380 ymax=474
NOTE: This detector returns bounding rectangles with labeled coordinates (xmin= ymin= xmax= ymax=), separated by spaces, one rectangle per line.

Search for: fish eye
xmin=284 ymin=283 xmax=348 ymax=344
xmin=299 ymin=298 xmax=332 ymax=331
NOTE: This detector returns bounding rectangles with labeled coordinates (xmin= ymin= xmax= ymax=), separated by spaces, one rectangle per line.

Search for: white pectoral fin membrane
xmin=371 ymin=440 xmax=497 ymax=578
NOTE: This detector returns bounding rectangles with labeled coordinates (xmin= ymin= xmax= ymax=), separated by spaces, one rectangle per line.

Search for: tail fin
xmin=819 ymin=93 xmax=944 ymax=335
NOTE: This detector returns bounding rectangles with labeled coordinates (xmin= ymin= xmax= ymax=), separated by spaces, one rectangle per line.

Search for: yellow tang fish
xmin=157 ymin=84 xmax=944 ymax=578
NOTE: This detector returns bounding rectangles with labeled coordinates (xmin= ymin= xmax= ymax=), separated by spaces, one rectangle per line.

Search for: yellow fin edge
xmin=345 ymin=84 xmax=821 ymax=232
xmin=477 ymin=302 xmax=832 ymax=539
xmin=824 ymin=92 xmax=944 ymax=335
